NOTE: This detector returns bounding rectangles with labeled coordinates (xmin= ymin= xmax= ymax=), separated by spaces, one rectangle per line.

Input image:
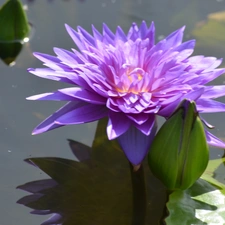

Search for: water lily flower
xmin=27 ymin=21 xmax=225 ymax=165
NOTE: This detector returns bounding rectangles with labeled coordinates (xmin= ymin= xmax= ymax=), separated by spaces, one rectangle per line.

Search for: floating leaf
xmin=193 ymin=189 xmax=225 ymax=224
xmin=166 ymin=179 xmax=225 ymax=225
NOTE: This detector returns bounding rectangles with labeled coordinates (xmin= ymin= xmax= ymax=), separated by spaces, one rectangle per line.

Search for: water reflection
xmin=17 ymin=119 xmax=222 ymax=224
xmin=17 ymin=119 xmax=167 ymax=225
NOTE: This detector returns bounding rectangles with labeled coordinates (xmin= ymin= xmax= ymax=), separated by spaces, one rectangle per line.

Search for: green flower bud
xmin=148 ymin=99 xmax=209 ymax=191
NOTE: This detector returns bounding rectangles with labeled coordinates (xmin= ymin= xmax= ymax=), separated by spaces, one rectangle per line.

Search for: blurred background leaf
xmin=0 ymin=0 xmax=30 ymax=65
xmin=192 ymin=10 xmax=225 ymax=58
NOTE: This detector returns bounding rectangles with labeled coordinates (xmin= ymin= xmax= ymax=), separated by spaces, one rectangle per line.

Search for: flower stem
xmin=129 ymin=163 xmax=147 ymax=225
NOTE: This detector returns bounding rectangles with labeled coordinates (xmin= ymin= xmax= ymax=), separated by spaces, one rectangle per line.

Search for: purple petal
xmin=56 ymin=104 xmax=108 ymax=125
xmin=191 ymin=69 xmax=225 ymax=85
xmin=117 ymin=122 xmax=157 ymax=165
xmin=53 ymin=47 xmax=84 ymax=65
xmin=144 ymin=21 xmax=155 ymax=48
xmin=159 ymin=88 xmax=204 ymax=117
xmin=139 ymin=21 xmax=148 ymax=39
xmin=27 ymin=92 xmax=75 ymax=101
xmin=107 ymin=111 xmax=131 ymax=140
xmin=41 ymin=213 xmax=63 ymax=225
xmin=28 ymin=68 xmax=74 ymax=84
xmin=127 ymin=23 xmax=140 ymax=41
xmin=33 ymin=52 xmax=60 ymax=64
xmin=92 ymin=25 xmax=103 ymax=41
xmin=205 ymin=131 xmax=225 ymax=149
xmin=134 ymin=114 xmax=156 ymax=135
xmin=33 ymin=53 xmax=69 ymax=71
xmin=164 ymin=26 xmax=185 ymax=47
xmin=58 ymin=87 xmax=106 ymax=104
xmin=65 ymin=24 xmax=86 ymax=51
xmin=196 ymin=99 xmax=225 ymax=113
xmin=102 ymin=23 xmax=115 ymax=41
xmin=173 ymin=40 xmax=195 ymax=60
xmin=201 ymin=85 xmax=225 ymax=99
xmin=32 ymin=102 xmax=80 ymax=135
xmin=77 ymin=26 xmax=96 ymax=46
xmin=126 ymin=113 xmax=149 ymax=125
xmin=115 ymin=26 xmax=127 ymax=42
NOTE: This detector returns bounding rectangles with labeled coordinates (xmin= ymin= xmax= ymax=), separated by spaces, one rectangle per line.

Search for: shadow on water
xmin=17 ymin=119 xmax=167 ymax=225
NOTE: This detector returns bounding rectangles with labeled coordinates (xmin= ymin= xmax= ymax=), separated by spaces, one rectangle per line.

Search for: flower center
xmin=116 ymin=67 xmax=146 ymax=94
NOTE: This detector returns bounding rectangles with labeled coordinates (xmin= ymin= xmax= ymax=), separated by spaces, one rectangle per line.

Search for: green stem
xmin=160 ymin=190 xmax=171 ymax=225
xmin=129 ymin=163 xmax=147 ymax=225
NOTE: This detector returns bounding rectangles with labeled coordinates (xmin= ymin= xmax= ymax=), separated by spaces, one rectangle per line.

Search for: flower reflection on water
xmin=17 ymin=136 xmax=162 ymax=225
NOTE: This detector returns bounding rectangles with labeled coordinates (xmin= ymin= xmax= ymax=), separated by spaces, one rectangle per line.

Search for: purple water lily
xmin=28 ymin=21 xmax=225 ymax=165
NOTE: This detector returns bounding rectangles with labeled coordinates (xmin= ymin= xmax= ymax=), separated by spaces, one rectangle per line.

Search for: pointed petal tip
xmin=27 ymin=68 xmax=34 ymax=72
xmin=33 ymin=52 xmax=42 ymax=57
xmin=117 ymin=125 xmax=156 ymax=165
xmin=150 ymin=21 xmax=155 ymax=27
xmin=65 ymin=23 xmax=76 ymax=34
xmin=32 ymin=127 xmax=46 ymax=135
xmin=31 ymin=131 xmax=38 ymax=135
xmin=64 ymin=23 xmax=70 ymax=29
xmin=26 ymin=96 xmax=35 ymax=100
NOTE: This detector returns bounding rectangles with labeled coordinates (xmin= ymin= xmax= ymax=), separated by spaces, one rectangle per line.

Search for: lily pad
xmin=166 ymin=179 xmax=225 ymax=225
xmin=166 ymin=157 xmax=225 ymax=225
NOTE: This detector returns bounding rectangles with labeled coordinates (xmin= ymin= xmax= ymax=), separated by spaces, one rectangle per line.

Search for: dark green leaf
xmin=0 ymin=0 xmax=30 ymax=41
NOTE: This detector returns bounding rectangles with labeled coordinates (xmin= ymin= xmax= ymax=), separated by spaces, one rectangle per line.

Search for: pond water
xmin=1 ymin=0 xmax=225 ymax=224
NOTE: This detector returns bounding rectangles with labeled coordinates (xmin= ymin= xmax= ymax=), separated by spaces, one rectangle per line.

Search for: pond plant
xmin=7 ymin=2 xmax=225 ymax=223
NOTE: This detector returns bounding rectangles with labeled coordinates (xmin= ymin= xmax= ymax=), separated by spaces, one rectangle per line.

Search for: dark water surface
xmin=1 ymin=0 xmax=225 ymax=224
